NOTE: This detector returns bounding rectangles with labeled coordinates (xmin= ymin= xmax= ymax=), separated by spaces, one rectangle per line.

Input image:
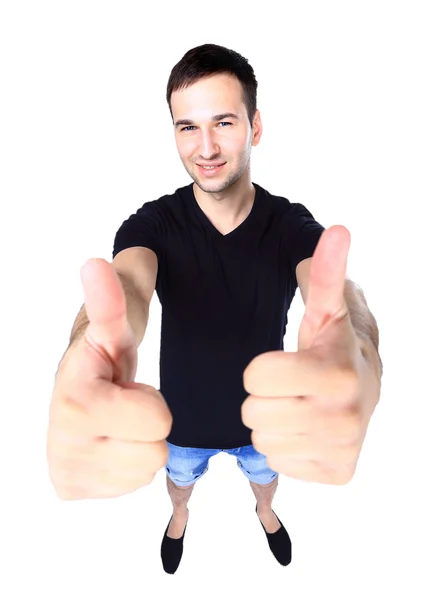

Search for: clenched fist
xmin=47 ymin=259 xmax=172 ymax=500
xmin=242 ymin=226 xmax=381 ymax=485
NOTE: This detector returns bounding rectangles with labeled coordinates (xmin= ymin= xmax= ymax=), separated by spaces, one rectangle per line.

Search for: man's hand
xmin=47 ymin=259 xmax=173 ymax=500
xmin=241 ymin=225 xmax=381 ymax=485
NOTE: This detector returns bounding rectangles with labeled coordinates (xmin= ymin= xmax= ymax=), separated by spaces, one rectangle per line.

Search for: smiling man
xmin=111 ymin=44 xmax=382 ymax=574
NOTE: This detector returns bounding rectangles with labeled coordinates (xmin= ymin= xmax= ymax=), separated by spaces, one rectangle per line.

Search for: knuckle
xmin=150 ymin=442 xmax=169 ymax=472
xmin=149 ymin=391 xmax=173 ymax=438
xmin=159 ymin=444 xmax=170 ymax=469
xmin=333 ymin=468 xmax=354 ymax=485
xmin=51 ymin=466 xmax=82 ymax=490
xmin=162 ymin=412 xmax=173 ymax=438
xmin=143 ymin=472 xmax=156 ymax=486
xmin=250 ymin=430 xmax=265 ymax=453
xmin=53 ymin=480 xmax=83 ymax=500
xmin=240 ymin=397 xmax=255 ymax=428
xmin=153 ymin=416 xmax=171 ymax=441
xmin=55 ymin=488 xmax=72 ymax=501
xmin=325 ymin=461 xmax=355 ymax=485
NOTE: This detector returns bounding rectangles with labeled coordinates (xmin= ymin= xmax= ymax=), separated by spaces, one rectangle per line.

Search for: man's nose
xmin=198 ymin=130 xmax=220 ymax=159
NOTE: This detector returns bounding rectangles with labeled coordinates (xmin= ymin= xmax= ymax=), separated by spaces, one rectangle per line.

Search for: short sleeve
xmin=282 ymin=203 xmax=325 ymax=275
xmin=112 ymin=201 xmax=163 ymax=263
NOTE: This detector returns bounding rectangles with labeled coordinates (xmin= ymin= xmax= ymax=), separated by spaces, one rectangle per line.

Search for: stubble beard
xmin=185 ymin=145 xmax=252 ymax=195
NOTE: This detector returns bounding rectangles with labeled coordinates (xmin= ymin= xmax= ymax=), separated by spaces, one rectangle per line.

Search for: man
xmin=48 ymin=44 xmax=382 ymax=576
xmin=111 ymin=44 xmax=382 ymax=574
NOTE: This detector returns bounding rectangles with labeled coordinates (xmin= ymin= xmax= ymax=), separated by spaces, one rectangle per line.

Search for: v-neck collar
xmin=188 ymin=182 xmax=261 ymax=240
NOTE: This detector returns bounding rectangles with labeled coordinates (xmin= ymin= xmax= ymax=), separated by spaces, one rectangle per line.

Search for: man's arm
xmin=296 ymin=257 xmax=383 ymax=379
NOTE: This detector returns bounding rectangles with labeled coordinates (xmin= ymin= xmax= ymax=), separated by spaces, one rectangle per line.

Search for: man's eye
xmin=180 ymin=122 xmax=232 ymax=132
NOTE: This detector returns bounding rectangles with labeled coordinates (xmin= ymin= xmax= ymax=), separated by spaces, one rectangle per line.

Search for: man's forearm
xmin=344 ymin=280 xmax=383 ymax=379
xmin=67 ymin=271 xmax=150 ymax=352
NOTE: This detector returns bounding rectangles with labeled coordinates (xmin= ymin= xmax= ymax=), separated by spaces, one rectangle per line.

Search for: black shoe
xmin=160 ymin=513 xmax=189 ymax=574
xmin=256 ymin=503 xmax=292 ymax=566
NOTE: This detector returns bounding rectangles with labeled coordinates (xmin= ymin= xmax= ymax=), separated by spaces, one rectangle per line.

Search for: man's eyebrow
xmin=174 ymin=113 xmax=240 ymax=128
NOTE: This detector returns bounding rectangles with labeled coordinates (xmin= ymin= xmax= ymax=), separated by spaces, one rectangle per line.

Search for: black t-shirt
xmin=112 ymin=182 xmax=325 ymax=449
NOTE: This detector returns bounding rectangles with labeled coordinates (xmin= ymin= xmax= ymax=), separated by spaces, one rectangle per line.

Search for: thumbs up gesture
xmin=47 ymin=259 xmax=172 ymax=500
xmin=241 ymin=226 xmax=381 ymax=485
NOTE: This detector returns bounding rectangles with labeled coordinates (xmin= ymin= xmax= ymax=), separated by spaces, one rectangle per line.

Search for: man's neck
xmin=192 ymin=175 xmax=256 ymax=225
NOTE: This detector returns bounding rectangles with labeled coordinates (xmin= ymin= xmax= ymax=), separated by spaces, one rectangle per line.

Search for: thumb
xmin=304 ymin=225 xmax=350 ymax=323
xmin=80 ymin=258 xmax=137 ymax=379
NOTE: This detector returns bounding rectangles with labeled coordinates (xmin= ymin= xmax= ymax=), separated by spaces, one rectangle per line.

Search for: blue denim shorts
xmin=165 ymin=442 xmax=278 ymax=487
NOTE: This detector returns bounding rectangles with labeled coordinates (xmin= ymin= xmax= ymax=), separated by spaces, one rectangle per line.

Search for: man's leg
xmin=165 ymin=474 xmax=195 ymax=539
xmin=249 ymin=476 xmax=281 ymax=533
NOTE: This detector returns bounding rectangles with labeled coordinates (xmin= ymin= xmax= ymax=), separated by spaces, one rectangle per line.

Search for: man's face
xmin=170 ymin=73 xmax=262 ymax=194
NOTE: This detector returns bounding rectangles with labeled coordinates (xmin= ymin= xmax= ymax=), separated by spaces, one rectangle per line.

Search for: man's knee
xmin=174 ymin=482 xmax=194 ymax=490
xmin=167 ymin=475 xmax=195 ymax=490
xmin=251 ymin=475 xmax=278 ymax=488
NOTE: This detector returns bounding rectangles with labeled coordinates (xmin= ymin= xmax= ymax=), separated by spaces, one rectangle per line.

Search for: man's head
xmin=166 ymin=44 xmax=263 ymax=194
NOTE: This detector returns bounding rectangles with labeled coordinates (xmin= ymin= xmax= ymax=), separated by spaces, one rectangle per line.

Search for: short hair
xmin=166 ymin=43 xmax=258 ymax=127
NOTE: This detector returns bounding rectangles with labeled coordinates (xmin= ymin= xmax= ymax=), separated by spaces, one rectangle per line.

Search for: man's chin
xmin=190 ymin=172 xmax=235 ymax=194
xmin=194 ymin=181 xmax=229 ymax=194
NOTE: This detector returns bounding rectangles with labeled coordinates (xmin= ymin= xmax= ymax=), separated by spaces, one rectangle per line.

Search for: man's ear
xmin=252 ymin=109 xmax=263 ymax=146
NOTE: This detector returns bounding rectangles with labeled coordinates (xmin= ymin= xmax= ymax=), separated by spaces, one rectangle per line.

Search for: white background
xmin=1 ymin=1 xmax=421 ymax=598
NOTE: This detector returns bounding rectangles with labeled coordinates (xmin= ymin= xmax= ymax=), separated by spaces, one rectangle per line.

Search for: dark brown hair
xmin=166 ymin=44 xmax=258 ymax=127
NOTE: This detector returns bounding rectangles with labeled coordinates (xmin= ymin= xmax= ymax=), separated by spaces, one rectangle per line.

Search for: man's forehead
xmin=171 ymin=74 xmax=243 ymax=113
xmin=171 ymin=84 xmax=246 ymax=123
